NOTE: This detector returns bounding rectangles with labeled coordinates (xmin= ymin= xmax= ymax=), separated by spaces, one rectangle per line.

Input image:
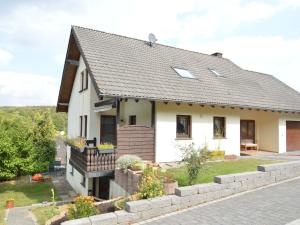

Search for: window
xmin=214 ymin=117 xmax=226 ymax=138
xmin=129 ymin=115 xmax=136 ymax=125
xmin=173 ymin=67 xmax=195 ymax=79
xmin=80 ymin=69 xmax=88 ymax=92
xmin=81 ymin=175 xmax=86 ymax=187
xmin=208 ymin=68 xmax=223 ymax=77
xmin=70 ymin=166 xmax=74 ymax=176
xmin=84 ymin=115 xmax=88 ymax=138
xmin=176 ymin=115 xmax=191 ymax=138
xmin=80 ymin=116 xmax=83 ymax=137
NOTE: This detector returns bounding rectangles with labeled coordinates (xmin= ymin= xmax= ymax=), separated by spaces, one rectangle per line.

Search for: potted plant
xmin=96 ymin=143 xmax=114 ymax=153
xmin=6 ymin=199 xmax=14 ymax=208
xmin=163 ymin=172 xmax=178 ymax=195
xmin=67 ymin=137 xmax=86 ymax=152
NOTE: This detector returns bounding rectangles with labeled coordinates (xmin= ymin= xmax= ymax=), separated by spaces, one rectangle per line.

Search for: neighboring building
xmin=56 ymin=26 xmax=300 ymax=197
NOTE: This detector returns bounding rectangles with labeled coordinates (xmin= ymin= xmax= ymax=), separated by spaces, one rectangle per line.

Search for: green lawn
xmin=168 ymin=159 xmax=283 ymax=186
xmin=31 ymin=205 xmax=61 ymax=225
xmin=0 ymin=179 xmax=60 ymax=225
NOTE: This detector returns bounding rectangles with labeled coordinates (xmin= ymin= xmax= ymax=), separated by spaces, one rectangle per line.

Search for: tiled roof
xmin=71 ymin=26 xmax=300 ymax=112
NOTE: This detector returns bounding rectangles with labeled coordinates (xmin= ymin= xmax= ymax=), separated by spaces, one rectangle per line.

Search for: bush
xmin=68 ymin=196 xmax=98 ymax=219
xmin=116 ymin=155 xmax=142 ymax=171
xmin=138 ymin=165 xmax=165 ymax=199
xmin=179 ymin=143 xmax=210 ymax=185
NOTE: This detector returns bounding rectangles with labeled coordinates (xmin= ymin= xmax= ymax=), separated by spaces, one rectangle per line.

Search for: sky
xmin=0 ymin=0 xmax=300 ymax=106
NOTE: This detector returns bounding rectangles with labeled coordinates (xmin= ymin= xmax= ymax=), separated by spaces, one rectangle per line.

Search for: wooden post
xmin=116 ymin=98 xmax=120 ymax=146
xmin=151 ymin=101 xmax=155 ymax=128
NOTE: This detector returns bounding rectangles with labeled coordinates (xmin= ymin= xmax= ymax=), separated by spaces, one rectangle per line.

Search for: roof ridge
xmin=71 ymin=25 xmax=229 ymax=61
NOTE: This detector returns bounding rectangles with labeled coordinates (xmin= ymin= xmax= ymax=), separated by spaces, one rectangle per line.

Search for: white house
xmin=56 ymin=26 xmax=300 ymax=198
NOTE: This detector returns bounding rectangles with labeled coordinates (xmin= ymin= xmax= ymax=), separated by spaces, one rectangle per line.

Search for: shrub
xmin=116 ymin=155 xmax=142 ymax=171
xmin=138 ymin=165 xmax=165 ymax=199
xmin=68 ymin=196 xmax=98 ymax=219
xmin=179 ymin=143 xmax=210 ymax=185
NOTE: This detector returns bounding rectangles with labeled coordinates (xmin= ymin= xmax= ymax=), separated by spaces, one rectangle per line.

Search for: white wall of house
xmin=155 ymin=103 xmax=241 ymax=162
xmin=154 ymin=102 xmax=291 ymax=162
xmin=68 ymin=56 xmax=91 ymax=138
xmin=66 ymin=146 xmax=89 ymax=195
xmin=120 ymin=99 xmax=152 ymax=127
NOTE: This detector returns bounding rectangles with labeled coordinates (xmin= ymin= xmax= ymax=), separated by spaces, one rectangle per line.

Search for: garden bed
xmin=168 ymin=158 xmax=283 ymax=186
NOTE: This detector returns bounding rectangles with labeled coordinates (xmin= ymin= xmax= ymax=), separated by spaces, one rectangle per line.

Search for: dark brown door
xmin=98 ymin=176 xmax=111 ymax=200
xmin=240 ymin=120 xmax=255 ymax=142
xmin=100 ymin=115 xmax=116 ymax=145
xmin=286 ymin=121 xmax=300 ymax=151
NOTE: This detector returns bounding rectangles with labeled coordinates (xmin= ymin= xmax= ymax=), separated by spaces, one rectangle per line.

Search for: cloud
xmin=0 ymin=71 xmax=59 ymax=106
xmin=0 ymin=49 xmax=13 ymax=64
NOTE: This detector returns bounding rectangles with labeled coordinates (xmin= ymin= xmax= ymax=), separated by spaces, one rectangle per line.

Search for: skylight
xmin=173 ymin=67 xmax=195 ymax=79
xmin=209 ymin=68 xmax=222 ymax=77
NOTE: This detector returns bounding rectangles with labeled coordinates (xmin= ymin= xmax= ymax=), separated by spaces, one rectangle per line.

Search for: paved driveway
xmin=140 ymin=178 xmax=300 ymax=225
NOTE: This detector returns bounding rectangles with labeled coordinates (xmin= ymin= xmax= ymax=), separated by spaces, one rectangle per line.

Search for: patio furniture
xmin=241 ymin=139 xmax=258 ymax=151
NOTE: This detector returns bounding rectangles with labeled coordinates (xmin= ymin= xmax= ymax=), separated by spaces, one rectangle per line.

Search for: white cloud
xmin=0 ymin=71 xmax=59 ymax=106
xmin=178 ymin=36 xmax=300 ymax=92
xmin=0 ymin=49 xmax=13 ymax=64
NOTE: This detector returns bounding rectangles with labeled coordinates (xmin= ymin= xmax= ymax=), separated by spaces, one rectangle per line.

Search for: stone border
xmin=61 ymin=161 xmax=300 ymax=225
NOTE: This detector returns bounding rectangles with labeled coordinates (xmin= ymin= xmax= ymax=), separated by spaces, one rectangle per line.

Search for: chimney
xmin=211 ymin=52 xmax=223 ymax=58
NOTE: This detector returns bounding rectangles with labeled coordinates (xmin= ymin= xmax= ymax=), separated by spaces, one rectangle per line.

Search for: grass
xmin=168 ymin=158 xmax=283 ymax=186
xmin=31 ymin=205 xmax=63 ymax=225
xmin=0 ymin=177 xmax=60 ymax=225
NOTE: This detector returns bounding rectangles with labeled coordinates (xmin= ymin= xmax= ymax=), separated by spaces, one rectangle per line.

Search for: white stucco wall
xmin=155 ymin=103 xmax=289 ymax=162
xmin=120 ymin=99 xmax=152 ymax=127
xmin=66 ymin=146 xmax=88 ymax=195
xmin=68 ymin=56 xmax=91 ymax=138
xmin=155 ymin=103 xmax=241 ymax=162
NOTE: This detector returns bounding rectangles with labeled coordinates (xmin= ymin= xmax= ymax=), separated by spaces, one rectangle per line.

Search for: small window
xmin=173 ymin=67 xmax=195 ymax=79
xmin=209 ymin=68 xmax=223 ymax=77
xmin=81 ymin=175 xmax=86 ymax=187
xmin=176 ymin=115 xmax=191 ymax=138
xmin=70 ymin=166 xmax=74 ymax=176
xmin=84 ymin=115 xmax=88 ymax=138
xmin=80 ymin=69 xmax=88 ymax=92
xmin=129 ymin=115 xmax=136 ymax=125
xmin=80 ymin=116 xmax=83 ymax=137
xmin=214 ymin=117 xmax=226 ymax=138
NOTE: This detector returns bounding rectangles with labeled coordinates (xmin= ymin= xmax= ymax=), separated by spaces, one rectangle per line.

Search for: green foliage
xmin=179 ymin=143 xmax=210 ymax=185
xmin=168 ymin=159 xmax=282 ymax=186
xmin=116 ymin=155 xmax=142 ymax=171
xmin=0 ymin=106 xmax=62 ymax=180
xmin=138 ymin=165 xmax=165 ymax=199
xmin=68 ymin=196 xmax=98 ymax=219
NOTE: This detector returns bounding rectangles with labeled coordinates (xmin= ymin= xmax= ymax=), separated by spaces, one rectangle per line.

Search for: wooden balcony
xmin=69 ymin=146 xmax=116 ymax=177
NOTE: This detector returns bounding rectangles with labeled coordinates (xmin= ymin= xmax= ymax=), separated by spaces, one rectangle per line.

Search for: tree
xmin=30 ymin=112 xmax=56 ymax=173
xmin=179 ymin=143 xmax=210 ymax=185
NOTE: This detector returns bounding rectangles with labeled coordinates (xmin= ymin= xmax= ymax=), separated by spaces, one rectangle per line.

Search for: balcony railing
xmin=69 ymin=146 xmax=116 ymax=173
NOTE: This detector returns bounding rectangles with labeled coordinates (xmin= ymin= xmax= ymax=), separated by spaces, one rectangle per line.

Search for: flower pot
xmin=163 ymin=180 xmax=178 ymax=195
xmin=6 ymin=200 xmax=14 ymax=208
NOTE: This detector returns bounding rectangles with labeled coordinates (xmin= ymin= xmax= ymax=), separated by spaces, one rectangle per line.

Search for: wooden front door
xmin=286 ymin=121 xmax=300 ymax=151
xmin=240 ymin=120 xmax=255 ymax=142
xmin=100 ymin=115 xmax=116 ymax=145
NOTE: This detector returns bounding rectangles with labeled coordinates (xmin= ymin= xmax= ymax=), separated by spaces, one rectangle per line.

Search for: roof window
xmin=208 ymin=68 xmax=223 ymax=77
xmin=173 ymin=67 xmax=195 ymax=79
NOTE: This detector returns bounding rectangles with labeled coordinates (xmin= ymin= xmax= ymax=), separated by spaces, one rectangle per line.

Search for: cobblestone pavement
xmin=141 ymin=178 xmax=300 ymax=225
